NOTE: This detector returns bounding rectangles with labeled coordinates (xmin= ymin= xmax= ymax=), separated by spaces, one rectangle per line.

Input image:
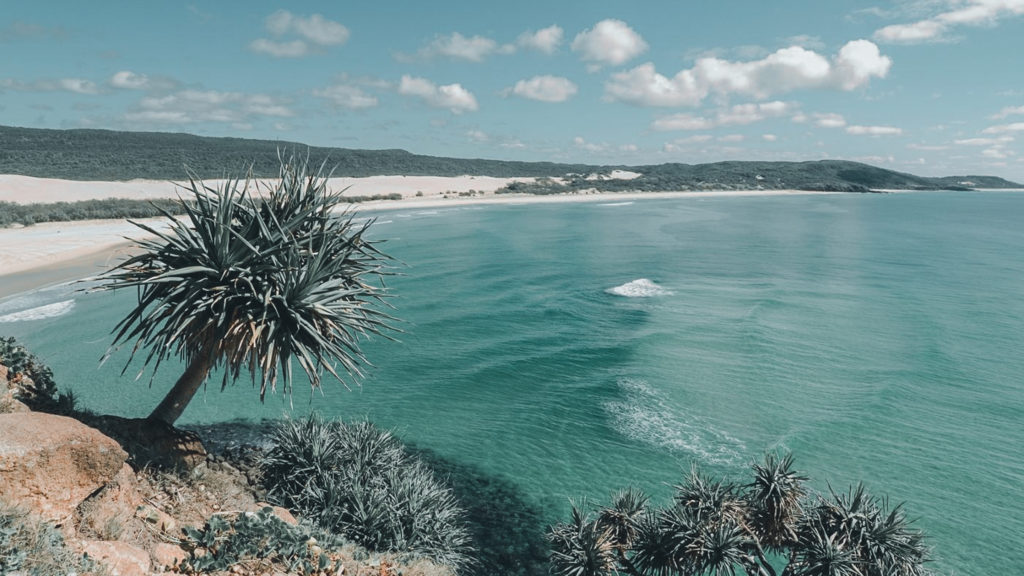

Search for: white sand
xmin=0 ymin=173 xmax=835 ymax=297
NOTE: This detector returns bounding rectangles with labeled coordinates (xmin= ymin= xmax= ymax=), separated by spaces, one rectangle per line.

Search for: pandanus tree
xmin=99 ymin=155 xmax=395 ymax=426
xmin=548 ymin=453 xmax=933 ymax=576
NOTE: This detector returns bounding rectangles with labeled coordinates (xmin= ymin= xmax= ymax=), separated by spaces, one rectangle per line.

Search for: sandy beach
xmin=0 ymin=174 xmax=833 ymax=299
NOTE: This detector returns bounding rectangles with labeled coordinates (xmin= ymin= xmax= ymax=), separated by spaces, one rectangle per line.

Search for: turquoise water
xmin=3 ymin=191 xmax=1023 ymax=574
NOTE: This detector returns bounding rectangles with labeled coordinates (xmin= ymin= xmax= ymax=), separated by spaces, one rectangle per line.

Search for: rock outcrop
xmin=0 ymin=411 xmax=128 ymax=525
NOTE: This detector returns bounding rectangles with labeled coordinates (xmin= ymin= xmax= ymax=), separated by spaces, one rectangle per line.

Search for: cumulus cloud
xmin=250 ymin=10 xmax=349 ymax=57
xmin=313 ymin=85 xmax=378 ymax=109
xmin=507 ymin=75 xmax=578 ymax=102
xmin=517 ymin=25 xmax=563 ymax=53
xmin=763 ymin=134 xmax=778 ymax=141
xmin=875 ymin=0 xmax=1024 ymax=43
xmin=606 ymin=39 xmax=890 ymax=107
xmin=845 ymin=125 xmax=903 ymax=135
xmin=652 ymin=101 xmax=795 ymax=131
xmin=124 ymin=89 xmax=293 ymax=125
xmin=0 ymin=77 xmax=99 ymax=94
xmin=572 ymin=19 xmax=648 ymax=68
xmin=398 ymin=75 xmax=478 ymax=113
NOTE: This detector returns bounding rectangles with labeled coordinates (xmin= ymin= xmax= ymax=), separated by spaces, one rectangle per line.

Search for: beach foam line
xmin=0 ymin=299 xmax=75 ymax=323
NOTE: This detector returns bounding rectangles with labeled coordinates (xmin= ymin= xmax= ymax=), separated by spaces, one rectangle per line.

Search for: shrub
xmin=261 ymin=415 xmax=474 ymax=572
xmin=0 ymin=336 xmax=66 ymax=411
xmin=178 ymin=507 xmax=338 ymax=575
xmin=0 ymin=502 xmax=103 ymax=575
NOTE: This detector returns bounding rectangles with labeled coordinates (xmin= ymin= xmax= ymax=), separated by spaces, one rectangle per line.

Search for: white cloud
xmin=517 ymin=25 xmax=563 ymax=53
xmin=619 ymin=143 xmax=639 ymax=152
xmin=573 ymin=136 xmax=608 ymax=152
xmin=992 ymin=105 xmax=1024 ymax=119
xmin=606 ymin=40 xmax=890 ymax=107
xmin=982 ymin=147 xmax=1014 ymax=159
xmin=572 ymin=19 xmax=648 ymax=68
xmin=719 ymin=134 xmax=745 ymax=142
xmin=313 ymin=85 xmax=378 ymax=109
xmin=250 ymin=38 xmax=309 ymax=58
xmin=652 ymin=101 xmax=795 ymax=131
xmin=124 ymin=89 xmax=293 ymax=125
xmin=845 ymin=125 xmax=903 ymax=135
xmin=955 ymin=136 xmax=1014 ymax=145
xmin=265 ymin=10 xmax=349 ymax=45
xmin=466 ymin=130 xmax=489 ymax=142
xmin=508 ymin=75 xmax=578 ymax=102
xmin=250 ymin=10 xmax=348 ymax=57
xmin=982 ymin=122 xmax=1024 ymax=134
xmin=875 ymin=0 xmax=1024 ymax=43
xmin=762 ymin=134 xmax=778 ymax=141
xmin=0 ymin=77 xmax=99 ymax=94
xmin=418 ymin=32 xmax=498 ymax=61
xmin=398 ymin=75 xmax=478 ymax=113
xmin=814 ymin=112 xmax=847 ymax=128
xmin=108 ymin=70 xmax=177 ymax=92
xmin=110 ymin=71 xmax=149 ymax=90
xmin=833 ymin=40 xmax=893 ymax=90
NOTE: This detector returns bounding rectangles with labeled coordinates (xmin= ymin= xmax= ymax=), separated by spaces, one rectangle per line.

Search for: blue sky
xmin=2 ymin=1 xmax=1024 ymax=180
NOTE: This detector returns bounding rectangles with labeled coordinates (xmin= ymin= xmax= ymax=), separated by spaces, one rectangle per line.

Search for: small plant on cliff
xmin=0 ymin=502 xmax=104 ymax=575
xmin=98 ymin=154 xmax=396 ymax=426
xmin=177 ymin=507 xmax=338 ymax=575
xmin=548 ymin=453 xmax=933 ymax=576
xmin=0 ymin=336 xmax=78 ymax=413
xmin=262 ymin=415 xmax=474 ymax=573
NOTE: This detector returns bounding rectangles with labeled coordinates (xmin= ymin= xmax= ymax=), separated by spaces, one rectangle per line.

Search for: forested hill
xmin=1 ymin=125 xmax=1020 ymax=191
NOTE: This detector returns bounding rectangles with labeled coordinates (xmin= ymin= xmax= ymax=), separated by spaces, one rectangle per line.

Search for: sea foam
xmin=604 ymin=377 xmax=744 ymax=465
xmin=0 ymin=299 xmax=75 ymax=323
xmin=606 ymin=278 xmax=672 ymax=297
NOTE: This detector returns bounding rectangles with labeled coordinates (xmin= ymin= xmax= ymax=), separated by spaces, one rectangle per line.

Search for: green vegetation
xmin=99 ymin=156 xmax=396 ymax=425
xmin=261 ymin=415 xmax=474 ymax=572
xmin=0 ymin=125 xmax=591 ymax=180
xmin=0 ymin=194 xmax=404 ymax=229
xmin=549 ymin=453 xmax=932 ymax=576
xmin=0 ymin=336 xmax=77 ymax=414
xmin=0 ymin=198 xmax=187 ymax=227
xmin=0 ymin=503 xmax=103 ymax=575
xmin=178 ymin=507 xmax=340 ymax=575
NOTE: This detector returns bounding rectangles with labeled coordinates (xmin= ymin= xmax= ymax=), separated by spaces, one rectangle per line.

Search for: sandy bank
xmin=0 ymin=176 xmax=835 ymax=299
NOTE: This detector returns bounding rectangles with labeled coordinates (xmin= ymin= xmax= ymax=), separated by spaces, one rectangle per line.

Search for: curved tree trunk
xmin=147 ymin=342 xmax=216 ymax=426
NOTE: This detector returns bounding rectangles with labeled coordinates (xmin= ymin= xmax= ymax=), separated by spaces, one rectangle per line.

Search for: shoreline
xmin=1 ymin=188 xmax=833 ymax=300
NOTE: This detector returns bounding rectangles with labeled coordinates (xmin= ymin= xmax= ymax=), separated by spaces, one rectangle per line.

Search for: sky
xmin=2 ymin=0 xmax=1024 ymax=180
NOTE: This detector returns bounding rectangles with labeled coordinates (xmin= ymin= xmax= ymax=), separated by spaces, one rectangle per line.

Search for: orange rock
xmin=0 ymin=412 xmax=127 ymax=524
xmin=79 ymin=540 xmax=151 ymax=576
xmin=151 ymin=542 xmax=189 ymax=571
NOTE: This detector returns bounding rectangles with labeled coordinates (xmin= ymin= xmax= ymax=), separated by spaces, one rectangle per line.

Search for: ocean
xmin=2 ymin=190 xmax=1022 ymax=574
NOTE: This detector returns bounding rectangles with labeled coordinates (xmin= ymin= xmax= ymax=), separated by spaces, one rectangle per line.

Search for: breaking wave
xmin=604 ymin=377 xmax=744 ymax=466
xmin=606 ymin=278 xmax=672 ymax=297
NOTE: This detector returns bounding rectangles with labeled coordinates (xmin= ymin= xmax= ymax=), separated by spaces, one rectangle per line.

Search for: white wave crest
xmin=0 ymin=299 xmax=75 ymax=323
xmin=604 ymin=378 xmax=744 ymax=465
xmin=606 ymin=278 xmax=672 ymax=297
xmin=598 ymin=201 xmax=634 ymax=207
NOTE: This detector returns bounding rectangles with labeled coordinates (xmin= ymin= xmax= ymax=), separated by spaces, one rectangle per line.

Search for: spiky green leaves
xmin=100 ymin=155 xmax=395 ymax=401
xmin=549 ymin=453 xmax=933 ymax=576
